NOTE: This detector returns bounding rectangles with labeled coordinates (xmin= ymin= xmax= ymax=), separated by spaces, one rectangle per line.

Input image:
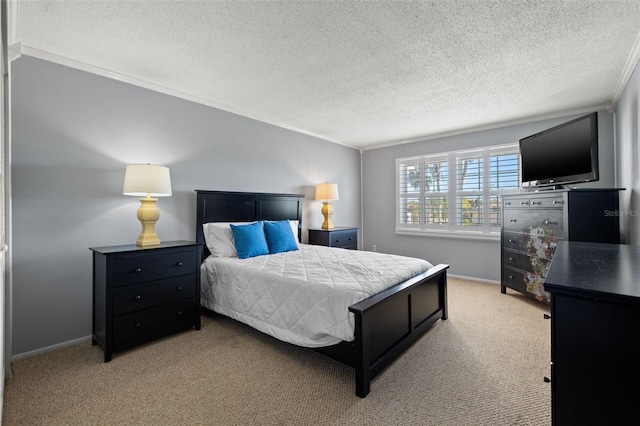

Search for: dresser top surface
xmin=545 ymin=241 xmax=640 ymax=299
xmin=502 ymin=188 xmax=624 ymax=197
xmin=308 ymin=227 xmax=358 ymax=232
xmin=90 ymin=240 xmax=200 ymax=254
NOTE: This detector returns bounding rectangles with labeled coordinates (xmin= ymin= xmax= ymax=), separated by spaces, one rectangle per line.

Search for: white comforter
xmin=201 ymin=244 xmax=433 ymax=347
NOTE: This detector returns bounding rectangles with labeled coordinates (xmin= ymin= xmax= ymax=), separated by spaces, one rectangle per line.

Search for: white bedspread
xmin=201 ymin=244 xmax=433 ymax=347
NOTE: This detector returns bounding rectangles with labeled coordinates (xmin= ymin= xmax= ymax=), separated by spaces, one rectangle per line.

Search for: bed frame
xmin=195 ymin=190 xmax=449 ymax=397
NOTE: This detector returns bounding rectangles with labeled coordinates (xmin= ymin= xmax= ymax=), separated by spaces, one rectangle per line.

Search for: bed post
xmin=440 ymin=272 xmax=448 ymax=320
xmin=352 ymin=309 xmax=371 ymax=398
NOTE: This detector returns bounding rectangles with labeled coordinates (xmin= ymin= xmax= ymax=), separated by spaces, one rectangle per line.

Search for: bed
xmin=196 ymin=190 xmax=449 ymax=397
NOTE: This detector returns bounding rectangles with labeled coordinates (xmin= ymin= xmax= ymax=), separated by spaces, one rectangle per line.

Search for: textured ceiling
xmin=11 ymin=1 xmax=640 ymax=149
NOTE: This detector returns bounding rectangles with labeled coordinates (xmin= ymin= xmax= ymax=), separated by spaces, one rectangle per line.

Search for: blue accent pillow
xmin=264 ymin=220 xmax=299 ymax=254
xmin=230 ymin=222 xmax=269 ymax=259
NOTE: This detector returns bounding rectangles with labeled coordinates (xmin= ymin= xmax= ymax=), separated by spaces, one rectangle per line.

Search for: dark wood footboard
xmin=315 ymin=263 xmax=448 ymax=397
xmin=195 ymin=190 xmax=449 ymax=398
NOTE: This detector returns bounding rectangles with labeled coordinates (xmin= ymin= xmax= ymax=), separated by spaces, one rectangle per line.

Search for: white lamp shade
xmin=123 ymin=164 xmax=172 ymax=197
xmin=315 ymin=183 xmax=339 ymax=201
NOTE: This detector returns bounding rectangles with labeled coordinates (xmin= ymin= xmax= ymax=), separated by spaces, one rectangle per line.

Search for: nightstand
xmin=308 ymin=227 xmax=358 ymax=250
xmin=90 ymin=240 xmax=202 ymax=362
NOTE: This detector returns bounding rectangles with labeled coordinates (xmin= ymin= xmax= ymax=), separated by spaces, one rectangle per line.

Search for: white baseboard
xmin=10 ymin=275 xmax=497 ymax=363
xmin=10 ymin=335 xmax=92 ymax=363
xmin=449 ymin=273 xmax=500 ymax=285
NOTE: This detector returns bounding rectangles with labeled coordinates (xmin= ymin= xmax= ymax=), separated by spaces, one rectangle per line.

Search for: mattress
xmin=201 ymin=244 xmax=433 ymax=347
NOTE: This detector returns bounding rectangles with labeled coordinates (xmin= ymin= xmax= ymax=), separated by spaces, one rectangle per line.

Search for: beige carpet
xmin=2 ymin=278 xmax=551 ymax=425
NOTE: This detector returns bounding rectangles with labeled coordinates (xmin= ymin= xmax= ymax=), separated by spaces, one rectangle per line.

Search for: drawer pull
xmin=176 ymin=310 xmax=183 ymax=316
xmin=176 ymin=262 xmax=183 ymax=267
xmin=504 ymin=202 xmax=511 ymax=206
xmin=176 ymin=286 xmax=183 ymax=292
xmin=552 ymin=200 xmax=562 ymax=205
xmin=520 ymin=201 xmax=528 ymax=205
xmin=335 ymin=239 xmax=341 ymax=243
xmin=135 ymin=322 xmax=142 ymax=328
xmin=348 ymin=237 xmax=353 ymax=241
xmin=544 ymin=220 xmax=558 ymax=225
xmin=134 ymin=295 xmax=142 ymax=301
xmin=134 ymin=268 xmax=142 ymax=273
xmin=509 ymin=219 xmax=517 ymax=222
xmin=531 ymin=201 xmax=541 ymax=205
xmin=509 ymin=275 xmax=515 ymax=280
xmin=507 ymin=239 xmax=514 ymax=243
xmin=509 ymin=257 xmax=514 ymax=261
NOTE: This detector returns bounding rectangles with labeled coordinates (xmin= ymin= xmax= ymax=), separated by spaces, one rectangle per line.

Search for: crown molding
xmin=612 ymin=28 xmax=640 ymax=105
xmin=6 ymin=0 xmax=18 ymax=46
xmin=12 ymin=44 xmax=357 ymax=150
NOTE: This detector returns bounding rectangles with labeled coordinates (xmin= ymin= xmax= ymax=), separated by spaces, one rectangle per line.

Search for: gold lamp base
xmin=321 ymin=201 xmax=335 ymax=229
xmin=136 ymin=197 xmax=161 ymax=247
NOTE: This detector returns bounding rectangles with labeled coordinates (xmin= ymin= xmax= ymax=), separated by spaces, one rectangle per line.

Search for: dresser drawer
xmin=308 ymin=228 xmax=358 ymax=250
xmin=529 ymin=196 xmax=564 ymax=208
xmin=502 ymin=197 xmax=530 ymax=209
xmin=329 ymin=229 xmax=357 ymax=249
xmin=112 ymin=248 xmax=197 ymax=287
xmin=503 ymin=231 xmax=560 ymax=260
xmin=503 ymin=209 xmax=564 ymax=236
xmin=502 ymin=267 xmax=527 ymax=294
xmin=503 ymin=250 xmax=533 ymax=272
xmin=113 ymin=274 xmax=197 ymax=316
xmin=112 ymin=298 xmax=198 ymax=346
xmin=503 ymin=250 xmax=551 ymax=275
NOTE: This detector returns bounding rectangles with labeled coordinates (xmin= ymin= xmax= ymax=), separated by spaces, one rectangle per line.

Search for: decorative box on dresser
xmin=90 ymin=240 xmax=202 ymax=362
xmin=308 ymin=227 xmax=358 ymax=250
xmin=501 ymin=188 xmax=621 ymax=301
xmin=544 ymin=241 xmax=640 ymax=426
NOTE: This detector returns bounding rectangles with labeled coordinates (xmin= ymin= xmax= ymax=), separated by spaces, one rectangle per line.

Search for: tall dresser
xmin=500 ymin=188 xmax=621 ymax=302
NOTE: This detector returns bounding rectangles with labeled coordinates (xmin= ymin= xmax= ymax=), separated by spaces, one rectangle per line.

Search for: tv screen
xmin=519 ymin=113 xmax=599 ymax=188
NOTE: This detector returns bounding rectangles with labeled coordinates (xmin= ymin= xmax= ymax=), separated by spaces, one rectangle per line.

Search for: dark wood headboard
xmin=195 ymin=190 xmax=305 ymax=261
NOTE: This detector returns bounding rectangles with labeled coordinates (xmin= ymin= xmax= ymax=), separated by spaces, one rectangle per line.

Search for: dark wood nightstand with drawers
xmin=90 ymin=240 xmax=202 ymax=362
xmin=308 ymin=227 xmax=358 ymax=250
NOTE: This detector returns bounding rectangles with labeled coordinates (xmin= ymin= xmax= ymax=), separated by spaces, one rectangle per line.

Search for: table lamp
xmin=123 ymin=164 xmax=172 ymax=246
xmin=315 ymin=183 xmax=339 ymax=229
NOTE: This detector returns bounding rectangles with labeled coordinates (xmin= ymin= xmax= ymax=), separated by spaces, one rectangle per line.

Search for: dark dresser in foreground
xmin=90 ymin=240 xmax=202 ymax=362
xmin=308 ymin=227 xmax=358 ymax=250
xmin=544 ymin=241 xmax=640 ymax=426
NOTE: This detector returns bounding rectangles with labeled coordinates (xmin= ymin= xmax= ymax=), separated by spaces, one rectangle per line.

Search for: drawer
xmin=528 ymin=196 xmax=564 ymax=208
xmin=502 ymin=267 xmax=527 ymax=293
xmin=112 ymin=248 xmax=197 ymax=287
xmin=503 ymin=209 xmax=564 ymax=237
xmin=503 ymin=266 xmax=549 ymax=301
xmin=503 ymin=231 xmax=560 ymax=260
xmin=112 ymin=298 xmax=198 ymax=346
xmin=113 ymin=274 xmax=197 ymax=316
xmin=309 ymin=228 xmax=358 ymax=249
xmin=330 ymin=229 xmax=357 ymax=249
xmin=502 ymin=250 xmax=551 ymax=276
xmin=502 ymin=197 xmax=530 ymax=209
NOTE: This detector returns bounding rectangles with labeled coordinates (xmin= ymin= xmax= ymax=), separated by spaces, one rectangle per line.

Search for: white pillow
xmin=289 ymin=220 xmax=300 ymax=244
xmin=202 ymin=222 xmax=253 ymax=257
xmin=203 ymin=220 xmax=300 ymax=257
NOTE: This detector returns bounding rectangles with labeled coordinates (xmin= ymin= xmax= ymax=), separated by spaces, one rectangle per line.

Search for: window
xmin=397 ymin=144 xmax=520 ymax=237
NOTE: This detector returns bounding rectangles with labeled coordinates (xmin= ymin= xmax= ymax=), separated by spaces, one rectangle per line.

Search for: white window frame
xmin=396 ymin=143 xmax=520 ymax=240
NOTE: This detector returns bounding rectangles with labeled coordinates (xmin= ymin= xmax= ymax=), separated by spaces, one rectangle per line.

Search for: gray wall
xmin=362 ymin=110 xmax=616 ymax=281
xmin=10 ymin=56 xmax=361 ymax=357
xmin=615 ymin=58 xmax=640 ymax=245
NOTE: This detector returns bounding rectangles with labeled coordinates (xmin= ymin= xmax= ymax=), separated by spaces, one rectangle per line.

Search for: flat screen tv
xmin=519 ymin=112 xmax=599 ymax=189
